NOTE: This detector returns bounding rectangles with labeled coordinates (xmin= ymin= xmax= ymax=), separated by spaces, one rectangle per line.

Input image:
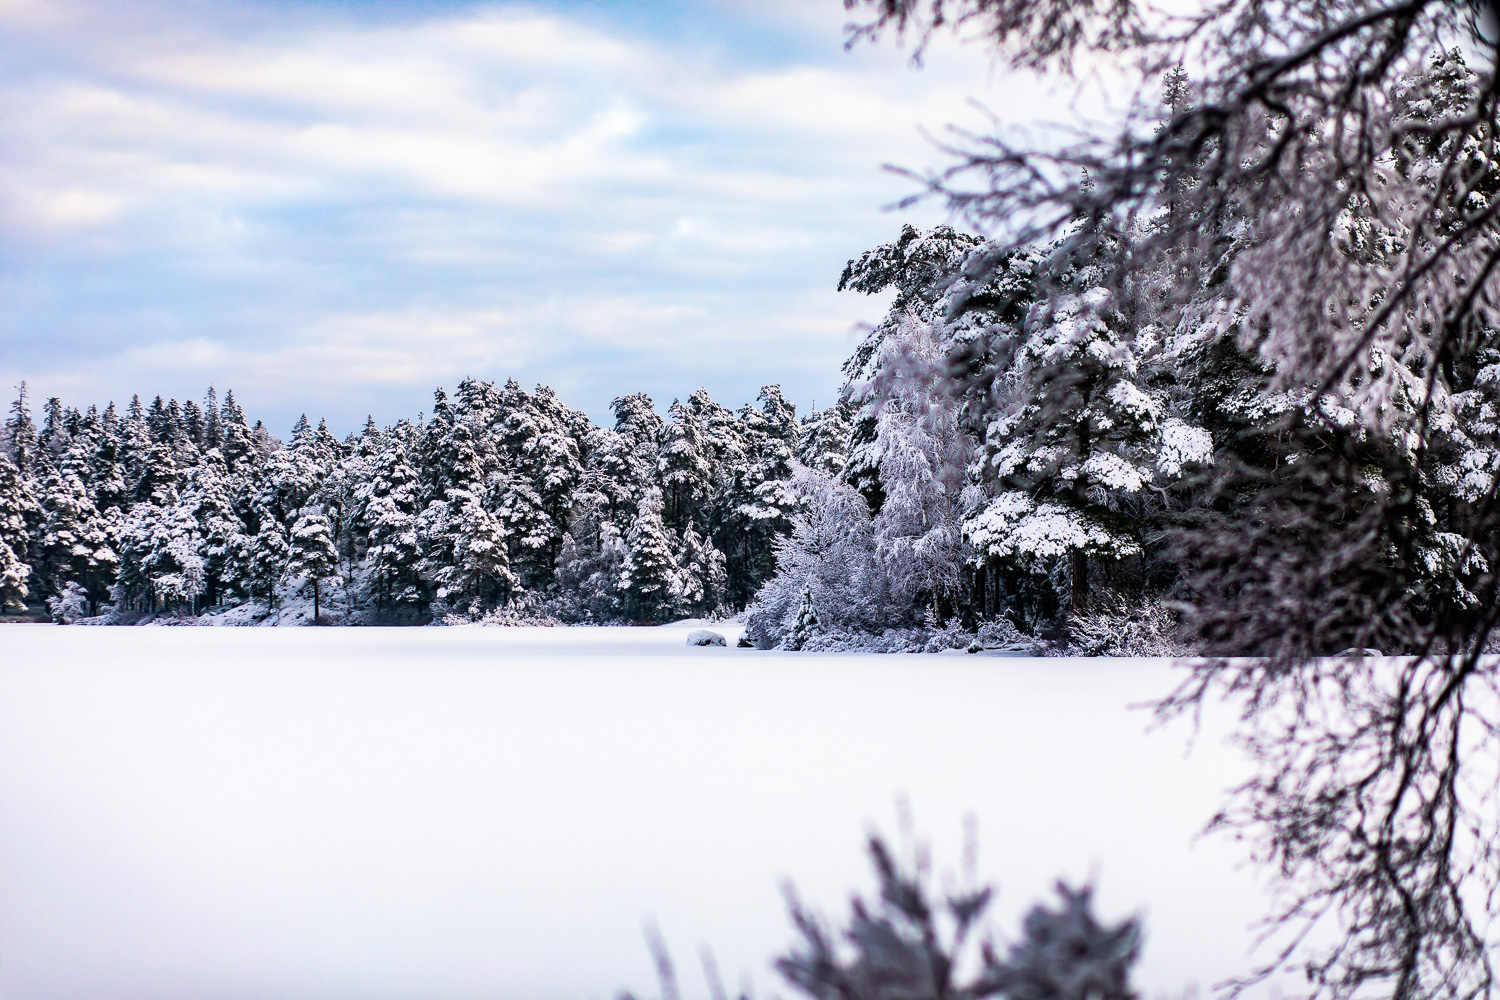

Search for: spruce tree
xmin=3 ymin=382 xmax=39 ymax=476
xmin=202 ymin=387 xmax=224 ymax=452
xmin=39 ymin=396 xmax=69 ymax=462
xmin=184 ymin=453 xmax=248 ymax=608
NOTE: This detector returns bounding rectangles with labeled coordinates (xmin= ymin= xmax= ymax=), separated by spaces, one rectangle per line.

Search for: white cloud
xmin=0 ymin=0 xmax=1071 ymax=432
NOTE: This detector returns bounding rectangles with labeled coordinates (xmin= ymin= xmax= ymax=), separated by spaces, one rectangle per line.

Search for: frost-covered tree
xmin=745 ymin=466 xmax=885 ymax=648
xmin=118 ymin=499 xmax=204 ymax=613
xmin=843 ymin=4 xmax=1500 ymax=998
xmin=185 ymin=453 xmax=248 ymax=609
xmin=782 ymin=584 xmax=821 ymax=651
xmin=446 ymin=493 xmax=517 ymax=608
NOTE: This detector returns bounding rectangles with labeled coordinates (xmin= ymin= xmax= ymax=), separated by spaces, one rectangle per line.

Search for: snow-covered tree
xmin=247 ymin=512 xmax=289 ymax=610
xmin=782 ymin=584 xmax=821 ymax=651
xmin=658 ymin=398 xmax=713 ymax=532
xmin=37 ymin=445 xmax=116 ymax=612
xmin=360 ymin=432 xmax=423 ymax=610
xmin=796 ymin=403 xmax=852 ymax=478
xmin=621 ymin=488 xmax=682 ymax=623
xmin=0 ymin=453 xmax=35 ymax=612
xmin=840 ymin=6 xmax=1500 ymax=999
xmin=3 ymin=382 xmax=40 ymax=476
xmin=287 ymin=509 xmax=339 ymax=621
xmin=744 ymin=466 xmax=884 ymax=647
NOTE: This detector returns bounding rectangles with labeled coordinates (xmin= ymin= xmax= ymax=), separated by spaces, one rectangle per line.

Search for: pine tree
xmin=675 ymin=524 xmax=707 ymax=612
xmin=203 ymin=387 xmax=224 ymax=452
xmin=0 ymin=454 xmax=36 ymax=612
xmin=220 ymin=390 xmax=256 ymax=471
xmin=181 ymin=399 xmax=206 ymax=450
xmin=3 ymin=382 xmax=39 ymax=476
xmin=183 ymin=452 xmax=248 ymax=608
xmin=287 ymin=509 xmax=339 ymax=621
xmin=621 ymin=488 xmax=681 ymax=623
xmin=37 ymin=446 xmax=117 ymax=611
xmin=39 ymin=396 xmax=70 ymax=462
xmin=360 ymin=432 xmax=423 ymax=609
xmin=796 ymin=403 xmax=852 ymax=477
xmin=658 ymin=399 xmax=713 ymax=532
xmin=783 ymin=583 xmax=821 ymax=650
xmin=447 ymin=493 xmax=516 ymax=608
xmin=118 ymin=499 xmax=205 ymax=613
xmin=248 ymin=512 xmax=290 ymax=609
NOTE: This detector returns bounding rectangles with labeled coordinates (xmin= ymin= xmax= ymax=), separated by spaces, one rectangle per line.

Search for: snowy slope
xmin=0 ymin=624 xmax=1279 ymax=1000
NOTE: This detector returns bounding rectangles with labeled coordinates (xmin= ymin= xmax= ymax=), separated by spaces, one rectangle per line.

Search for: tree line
xmin=0 ymin=378 xmax=851 ymax=625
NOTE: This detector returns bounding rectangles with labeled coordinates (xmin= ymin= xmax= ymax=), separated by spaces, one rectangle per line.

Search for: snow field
xmin=0 ymin=624 xmax=1278 ymax=1000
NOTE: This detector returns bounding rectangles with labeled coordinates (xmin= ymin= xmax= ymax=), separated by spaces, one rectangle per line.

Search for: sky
xmin=0 ymin=0 xmax=1077 ymax=436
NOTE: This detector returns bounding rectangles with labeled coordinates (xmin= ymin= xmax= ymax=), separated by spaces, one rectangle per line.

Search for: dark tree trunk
xmin=1071 ymin=549 xmax=1088 ymax=614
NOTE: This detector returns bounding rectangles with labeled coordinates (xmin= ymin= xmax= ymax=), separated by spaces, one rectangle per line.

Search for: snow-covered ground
xmin=0 ymin=623 xmax=1278 ymax=1000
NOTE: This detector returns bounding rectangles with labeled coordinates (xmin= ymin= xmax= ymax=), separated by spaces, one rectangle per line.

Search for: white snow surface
xmin=0 ymin=623 xmax=1282 ymax=1000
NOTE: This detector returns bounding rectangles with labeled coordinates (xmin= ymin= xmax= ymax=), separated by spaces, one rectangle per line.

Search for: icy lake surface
xmin=0 ymin=623 xmax=1277 ymax=1000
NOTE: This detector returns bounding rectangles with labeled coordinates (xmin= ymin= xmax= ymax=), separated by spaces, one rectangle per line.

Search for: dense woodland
xmin=0 ymin=376 xmax=830 ymax=627
xmin=1 ymin=54 xmax=1497 ymax=656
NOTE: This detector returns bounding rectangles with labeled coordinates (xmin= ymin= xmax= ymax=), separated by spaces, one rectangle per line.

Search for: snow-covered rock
xmin=686 ymin=629 xmax=726 ymax=646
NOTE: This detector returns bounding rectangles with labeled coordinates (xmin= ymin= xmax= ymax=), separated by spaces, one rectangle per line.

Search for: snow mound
xmin=686 ymin=629 xmax=726 ymax=646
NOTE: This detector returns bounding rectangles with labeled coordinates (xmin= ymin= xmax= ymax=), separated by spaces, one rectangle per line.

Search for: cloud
xmin=0 ymin=0 xmax=1054 ymax=434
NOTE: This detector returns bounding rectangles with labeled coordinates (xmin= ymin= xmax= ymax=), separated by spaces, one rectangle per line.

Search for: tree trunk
xmin=1071 ymin=549 xmax=1088 ymax=615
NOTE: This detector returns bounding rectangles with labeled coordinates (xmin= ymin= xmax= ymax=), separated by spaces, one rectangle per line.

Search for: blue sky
xmin=0 ymin=0 xmax=1063 ymax=435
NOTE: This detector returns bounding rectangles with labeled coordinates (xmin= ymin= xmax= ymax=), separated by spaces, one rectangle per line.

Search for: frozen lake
xmin=0 ymin=623 xmax=1276 ymax=1000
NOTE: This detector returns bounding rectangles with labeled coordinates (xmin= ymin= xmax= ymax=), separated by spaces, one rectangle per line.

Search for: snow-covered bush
xmin=446 ymin=593 xmax=563 ymax=628
xmin=47 ymin=581 xmax=90 ymax=623
xmin=1062 ymin=593 xmax=1185 ymax=658
xmin=776 ymin=830 xmax=1140 ymax=1000
xmin=623 ymin=824 xmax=1142 ymax=1000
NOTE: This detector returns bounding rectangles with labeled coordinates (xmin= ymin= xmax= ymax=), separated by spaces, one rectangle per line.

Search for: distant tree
xmin=0 ymin=454 xmax=35 ymax=612
xmin=247 ymin=512 xmax=289 ymax=610
xmin=658 ymin=399 xmax=713 ymax=532
xmin=287 ymin=510 xmax=339 ymax=622
xmin=796 ymin=403 xmax=852 ymax=478
xmin=3 ymin=382 xmax=39 ymax=476
xmin=782 ymin=584 xmax=821 ymax=651
xmin=621 ymin=488 xmax=682 ymax=623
